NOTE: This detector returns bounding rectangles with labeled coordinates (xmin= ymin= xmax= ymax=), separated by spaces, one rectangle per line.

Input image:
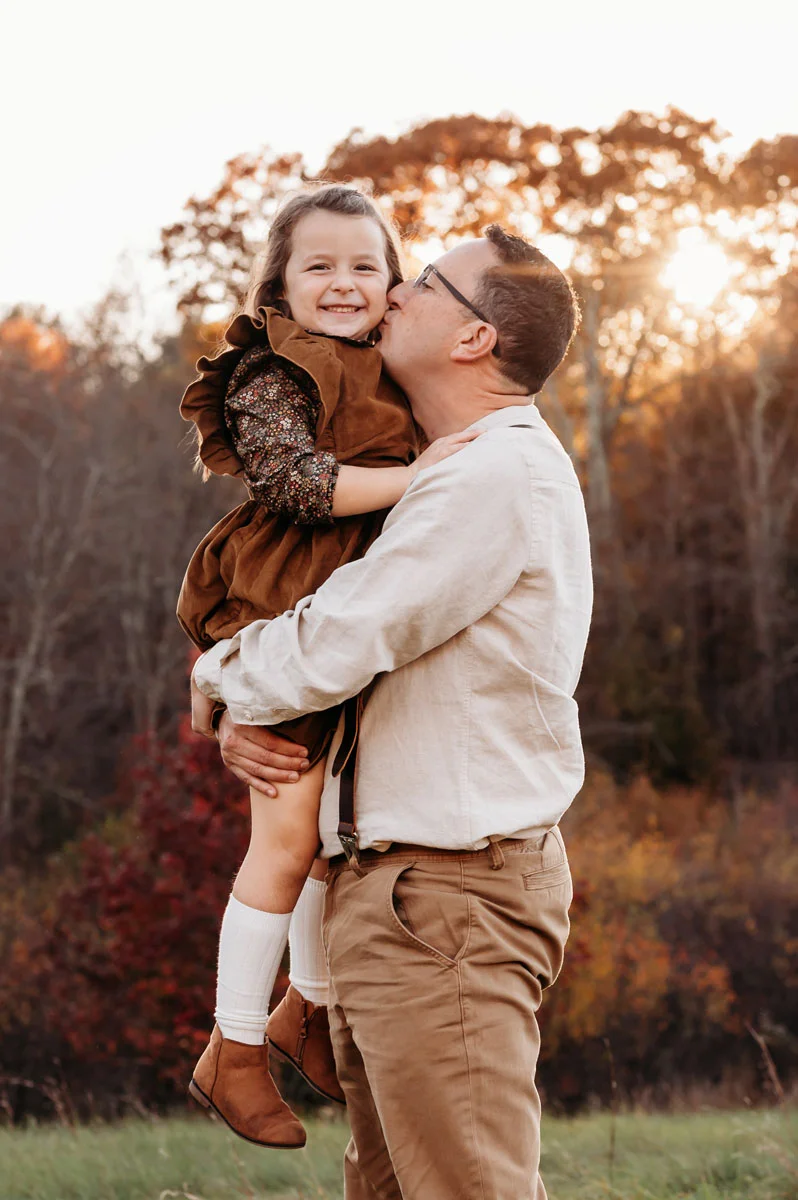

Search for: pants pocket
xmin=520 ymin=860 xmax=572 ymax=891
xmin=520 ymin=827 xmax=572 ymax=893
xmin=386 ymin=862 xmax=472 ymax=966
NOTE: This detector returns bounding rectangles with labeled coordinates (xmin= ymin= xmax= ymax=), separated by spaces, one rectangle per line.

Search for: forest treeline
xmin=0 ymin=109 xmax=796 ymax=1114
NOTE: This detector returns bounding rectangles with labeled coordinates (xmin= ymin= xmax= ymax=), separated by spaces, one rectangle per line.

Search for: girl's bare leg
xmin=233 ymin=758 xmax=326 ymax=912
xmin=214 ymin=758 xmax=326 ymax=1045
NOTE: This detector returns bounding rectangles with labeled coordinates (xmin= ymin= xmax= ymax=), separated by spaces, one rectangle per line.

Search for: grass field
xmin=0 ymin=1107 xmax=796 ymax=1199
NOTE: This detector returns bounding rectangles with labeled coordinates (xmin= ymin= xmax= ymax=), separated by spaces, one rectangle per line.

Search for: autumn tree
xmin=157 ymin=111 xmax=798 ymax=773
xmin=0 ymin=307 xmax=237 ymax=858
xmin=159 ymin=111 xmax=795 ymax=556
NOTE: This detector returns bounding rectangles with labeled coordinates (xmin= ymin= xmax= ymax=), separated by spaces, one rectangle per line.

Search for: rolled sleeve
xmin=192 ymin=642 xmax=228 ymax=703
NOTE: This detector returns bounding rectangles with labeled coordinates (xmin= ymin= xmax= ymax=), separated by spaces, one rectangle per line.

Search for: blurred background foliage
xmin=1 ymin=109 xmax=796 ymax=1119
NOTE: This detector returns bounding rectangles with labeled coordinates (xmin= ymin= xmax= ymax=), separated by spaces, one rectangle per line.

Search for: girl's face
xmin=282 ymin=211 xmax=392 ymax=340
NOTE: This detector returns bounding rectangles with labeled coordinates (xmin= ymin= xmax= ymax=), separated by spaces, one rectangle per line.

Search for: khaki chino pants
xmin=323 ymin=829 xmax=572 ymax=1199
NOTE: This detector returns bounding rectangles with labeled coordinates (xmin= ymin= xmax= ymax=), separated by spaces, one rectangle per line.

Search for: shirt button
xmin=244 ymin=710 xmax=253 ymax=722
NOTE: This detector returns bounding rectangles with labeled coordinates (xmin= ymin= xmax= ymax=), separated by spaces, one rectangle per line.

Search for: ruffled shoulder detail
xmin=180 ymin=306 xmax=347 ymax=477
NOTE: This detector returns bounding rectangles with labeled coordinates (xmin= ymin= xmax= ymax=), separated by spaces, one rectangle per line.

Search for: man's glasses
xmin=412 ymin=264 xmax=500 ymax=356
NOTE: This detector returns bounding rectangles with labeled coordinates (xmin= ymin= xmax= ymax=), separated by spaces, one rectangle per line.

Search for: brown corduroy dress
xmin=177 ymin=306 xmax=419 ymax=764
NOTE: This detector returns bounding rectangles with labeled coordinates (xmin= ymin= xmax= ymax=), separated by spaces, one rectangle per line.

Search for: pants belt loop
xmin=348 ymin=852 xmax=366 ymax=880
xmin=488 ymin=839 xmax=506 ymax=870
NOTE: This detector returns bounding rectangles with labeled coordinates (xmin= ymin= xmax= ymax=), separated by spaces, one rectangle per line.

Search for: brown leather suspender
xmin=333 ymin=693 xmax=363 ymax=865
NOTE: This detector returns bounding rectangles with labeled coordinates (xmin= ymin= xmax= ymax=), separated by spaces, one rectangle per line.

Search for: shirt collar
xmin=467 ymin=401 xmax=540 ymax=433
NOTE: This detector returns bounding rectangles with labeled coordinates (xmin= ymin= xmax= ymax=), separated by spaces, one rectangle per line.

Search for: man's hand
xmin=191 ymin=673 xmax=217 ymax=738
xmin=216 ymin=711 xmax=311 ymax=797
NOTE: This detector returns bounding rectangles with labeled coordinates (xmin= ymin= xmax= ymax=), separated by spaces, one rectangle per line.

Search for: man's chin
xmin=378 ymin=342 xmax=405 ymax=387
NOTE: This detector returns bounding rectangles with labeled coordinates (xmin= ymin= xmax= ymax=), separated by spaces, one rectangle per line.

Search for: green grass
xmin=0 ymin=1108 xmax=796 ymax=1199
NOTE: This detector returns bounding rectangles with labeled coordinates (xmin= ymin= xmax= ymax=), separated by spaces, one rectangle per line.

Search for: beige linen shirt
xmin=194 ymin=402 xmax=593 ymax=858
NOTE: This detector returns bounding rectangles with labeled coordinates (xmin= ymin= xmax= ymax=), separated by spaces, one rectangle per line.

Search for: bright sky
xmin=5 ymin=0 xmax=797 ymax=334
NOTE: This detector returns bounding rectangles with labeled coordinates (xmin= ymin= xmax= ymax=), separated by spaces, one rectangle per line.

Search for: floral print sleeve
xmin=224 ymin=347 xmax=339 ymax=526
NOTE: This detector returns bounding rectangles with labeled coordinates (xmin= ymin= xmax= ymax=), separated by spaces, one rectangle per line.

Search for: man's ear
xmin=450 ymin=321 xmax=498 ymax=364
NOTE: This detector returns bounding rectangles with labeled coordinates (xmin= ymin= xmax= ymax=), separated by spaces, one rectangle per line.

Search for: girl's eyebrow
xmin=300 ymin=250 xmax=383 ymax=263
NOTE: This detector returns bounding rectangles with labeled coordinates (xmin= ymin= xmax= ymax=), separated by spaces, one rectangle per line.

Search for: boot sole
xmin=268 ymin=1040 xmax=347 ymax=1107
xmin=188 ymin=1078 xmax=307 ymax=1149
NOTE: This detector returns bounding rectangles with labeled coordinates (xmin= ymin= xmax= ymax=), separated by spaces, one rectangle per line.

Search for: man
xmin=193 ymin=225 xmax=592 ymax=1199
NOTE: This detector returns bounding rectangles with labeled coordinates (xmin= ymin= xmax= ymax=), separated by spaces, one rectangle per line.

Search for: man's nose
xmin=387 ymin=280 xmax=412 ymax=308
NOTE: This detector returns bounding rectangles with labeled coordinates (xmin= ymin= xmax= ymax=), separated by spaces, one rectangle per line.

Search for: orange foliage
xmin=536 ymin=771 xmax=797 ymax=1103
xmin=0 ymin=315 xmax=69 ymax=376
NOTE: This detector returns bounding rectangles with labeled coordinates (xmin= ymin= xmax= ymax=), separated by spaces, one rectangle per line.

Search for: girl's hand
xmin=409 ymin=428 xmax=484 ymax=479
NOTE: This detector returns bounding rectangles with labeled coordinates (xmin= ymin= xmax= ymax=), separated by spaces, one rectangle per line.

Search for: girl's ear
xmin=449 ymin=322 xmax=498 ymax=364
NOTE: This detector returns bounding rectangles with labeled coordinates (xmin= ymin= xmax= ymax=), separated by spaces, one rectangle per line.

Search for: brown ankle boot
xmin=267 ymin=985 xmax=345 ymax=1105
xmin=189 ymin=1025 xmax=306 ymax=1148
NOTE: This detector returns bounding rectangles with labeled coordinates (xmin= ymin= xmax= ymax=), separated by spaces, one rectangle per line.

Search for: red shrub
xmin=28 ymin=720 xmax=286 ymax=1086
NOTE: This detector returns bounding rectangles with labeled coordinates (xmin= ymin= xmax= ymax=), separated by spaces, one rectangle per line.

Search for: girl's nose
xmin=331 ymin=273 xmax=355 ymax=292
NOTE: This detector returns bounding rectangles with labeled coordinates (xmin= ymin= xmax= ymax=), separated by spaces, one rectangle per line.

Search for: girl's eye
xmin=308 ymin=264 xmax=331 ymax=271
xmin=355 ymin=264 xmax=377 ymax=271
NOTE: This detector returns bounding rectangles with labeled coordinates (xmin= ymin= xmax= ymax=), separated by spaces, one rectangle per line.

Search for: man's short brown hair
xmin=475 ymin=225 xmax=580 ymax=394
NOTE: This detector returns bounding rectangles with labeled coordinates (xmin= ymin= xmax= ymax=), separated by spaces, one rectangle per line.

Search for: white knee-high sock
xmin=215 ymin=895 xmax=291 ymax=1045
xmin=288 ymin=877 xmax=329 ymax=1005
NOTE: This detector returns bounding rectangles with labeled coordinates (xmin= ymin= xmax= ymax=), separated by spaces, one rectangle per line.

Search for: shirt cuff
xmin=192 ymin=640 xmax=232 ymax=703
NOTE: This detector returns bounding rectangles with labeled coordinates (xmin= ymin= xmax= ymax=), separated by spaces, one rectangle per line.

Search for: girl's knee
xmin=246 ymin=814 xmax=318 ymax=876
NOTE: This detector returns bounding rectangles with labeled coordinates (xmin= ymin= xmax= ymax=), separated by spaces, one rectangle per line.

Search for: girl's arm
xmin=227 ymin=355 xmax=481 ymax=523
xmin=332 ymin=430 xmax=483 ymax=517
xmin=332 ymin=464 xmax=412 ymax=516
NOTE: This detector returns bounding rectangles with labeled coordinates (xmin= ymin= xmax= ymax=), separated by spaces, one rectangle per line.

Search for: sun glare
xmin=662 ymin=228 xmax=734 ymax=308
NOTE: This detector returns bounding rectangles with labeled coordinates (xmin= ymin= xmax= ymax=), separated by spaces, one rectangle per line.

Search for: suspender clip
xmin=337 ymin=823 xmax=361 ymax=868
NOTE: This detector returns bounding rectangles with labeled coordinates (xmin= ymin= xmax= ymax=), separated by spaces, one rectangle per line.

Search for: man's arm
xmin=194 ymin=435 xmax=532 ymax=726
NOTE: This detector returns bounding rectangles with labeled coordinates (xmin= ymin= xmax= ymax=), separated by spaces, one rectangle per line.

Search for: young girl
xmin=177 ymin=184 xmax=479 ymax=1149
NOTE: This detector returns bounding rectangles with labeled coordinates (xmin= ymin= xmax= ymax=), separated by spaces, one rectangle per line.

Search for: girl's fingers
xmin=445 ymin=431 xmax=483 ymax=448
